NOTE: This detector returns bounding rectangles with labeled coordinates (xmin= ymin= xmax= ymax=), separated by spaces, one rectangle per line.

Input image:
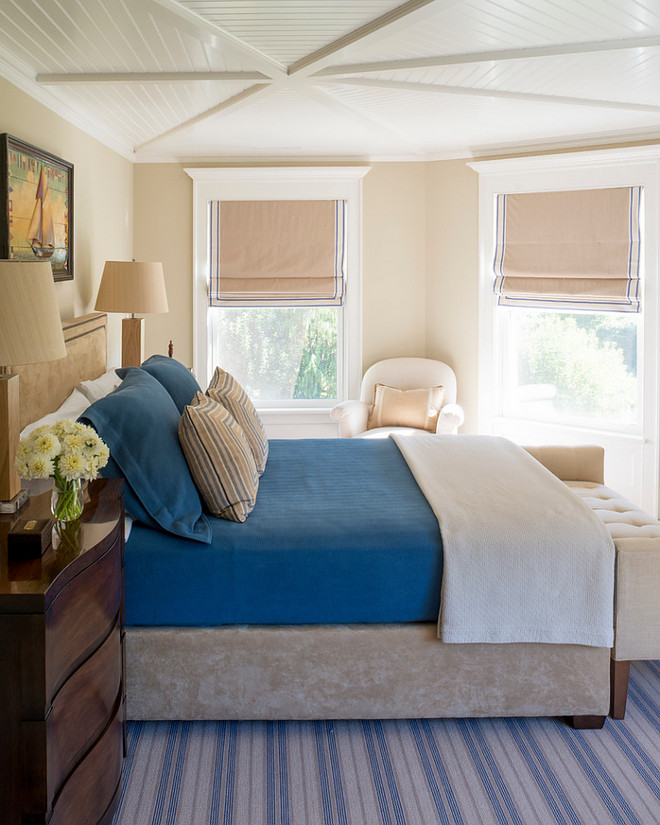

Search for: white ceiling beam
xmin=149 ymin=0 xmax=287 ymax=78
xmin=36 ymin=71 xmax=268 ymax=84
xmin=288 ymin=0 xmax=451 ymax=76
xmin=135 ymin=83 xmax=270 ymax=151
xmin=323 ymin=78 xmax=660 ymax=114
xmin=0 ymin=54 xmax=136 ymax=161
xmin=313 ymin=35 xmax=660 ymax=77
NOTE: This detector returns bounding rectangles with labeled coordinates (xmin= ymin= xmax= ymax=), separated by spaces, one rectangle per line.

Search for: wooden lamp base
xmin=0 ymin=373 xmax=29 ymax=514
xmin=121 ymin=316 xmax=145 ymax=368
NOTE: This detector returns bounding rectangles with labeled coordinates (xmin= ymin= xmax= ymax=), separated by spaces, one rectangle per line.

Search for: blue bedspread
xmin=124 ymin=438 xmax=443 ymax=626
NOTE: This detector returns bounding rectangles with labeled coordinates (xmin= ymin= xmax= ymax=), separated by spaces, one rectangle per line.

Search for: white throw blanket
xmin=393 ymin=434 xmax=615 ymax=647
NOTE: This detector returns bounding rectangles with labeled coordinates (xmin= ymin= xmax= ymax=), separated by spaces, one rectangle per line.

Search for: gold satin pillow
xmin=367 ymin=384 xmax=445 ymax=432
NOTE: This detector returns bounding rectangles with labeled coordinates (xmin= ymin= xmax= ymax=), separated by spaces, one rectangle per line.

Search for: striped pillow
xmin=179 ymin=392 xmax=259 ymax=522
xmin=206 ymin=368 xmax=269 ymax=475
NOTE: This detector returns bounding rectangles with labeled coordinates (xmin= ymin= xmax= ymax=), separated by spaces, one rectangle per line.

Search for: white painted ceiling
xmin=1 ymin=0 xmax=660 ymax=163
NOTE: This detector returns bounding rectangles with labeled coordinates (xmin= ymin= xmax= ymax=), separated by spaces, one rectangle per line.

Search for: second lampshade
xmin=95 ymin=261 xmax=168 ymax=367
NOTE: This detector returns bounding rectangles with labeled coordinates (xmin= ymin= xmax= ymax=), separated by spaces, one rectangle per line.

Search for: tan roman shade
xmin=209 ymin=199 xmax=346 ymax=307
xmin=493 ymin=186 xmax=642 ymax=312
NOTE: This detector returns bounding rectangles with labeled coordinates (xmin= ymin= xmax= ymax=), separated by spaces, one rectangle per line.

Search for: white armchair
xmin=331 ymin=357 xmax=464 ymax=438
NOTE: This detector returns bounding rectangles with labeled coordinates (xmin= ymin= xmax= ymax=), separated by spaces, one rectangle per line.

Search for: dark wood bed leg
xmin=571 ymin=715 xmax=606 ymax=729
xmin=610 ymin=659 xmax=631 ymax=719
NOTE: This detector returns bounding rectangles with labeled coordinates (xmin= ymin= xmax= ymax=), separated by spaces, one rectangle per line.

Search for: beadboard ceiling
xmin=1 ymin=0 xmax=660 ymax=162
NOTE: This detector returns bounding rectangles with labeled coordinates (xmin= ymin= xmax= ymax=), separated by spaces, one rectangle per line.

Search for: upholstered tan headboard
xmin=17 ymin=312 xmax=108 ymax=430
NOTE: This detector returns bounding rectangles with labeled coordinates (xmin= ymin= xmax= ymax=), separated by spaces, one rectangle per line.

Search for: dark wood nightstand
xmin=0 ymin=478 xmax=125 ymax=825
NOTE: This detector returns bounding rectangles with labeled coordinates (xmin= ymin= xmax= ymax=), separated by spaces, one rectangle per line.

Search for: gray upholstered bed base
xmin=125 ymin=623 xmax=610 ymax=721
xmin=125 ymin=446 xmax=616 ymax=723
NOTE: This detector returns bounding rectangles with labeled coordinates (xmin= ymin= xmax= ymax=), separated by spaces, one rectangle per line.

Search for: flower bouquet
xmin=15 ymin=419 xmax=110 ymax=522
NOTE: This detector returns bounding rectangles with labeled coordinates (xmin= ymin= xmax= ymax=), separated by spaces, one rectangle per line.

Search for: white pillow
xmin=20 ymin=388 xmax=90 ymax=438
xmin=77 ymin=369 xmax=121 ymax=403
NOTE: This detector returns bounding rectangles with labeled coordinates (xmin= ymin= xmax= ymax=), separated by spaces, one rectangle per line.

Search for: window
xmin=206 ymin=195 xmax=346 ymax=407
xmin=187 ymin=167 xmax=369 ymax=434
xmin=500 ymin=308 xmax=639 ymax=431
xmin=492 ymin=184 xmax=642 ymax=430
xmin=211 ymin=306 xmax=340 ymax=404
xmin=471 ymin=148 xmax=660 ymax=514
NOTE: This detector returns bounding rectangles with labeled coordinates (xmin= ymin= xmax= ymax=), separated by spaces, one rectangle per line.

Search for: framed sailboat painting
xmin=0 ymin=134 xmax=74 ymax=281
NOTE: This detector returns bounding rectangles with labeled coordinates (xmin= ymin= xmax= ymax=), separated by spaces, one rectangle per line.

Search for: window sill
xmin=258 ymin=407 xmax=339 ymax=439
xmin=492 ymin=415 xmax=642 ymax=442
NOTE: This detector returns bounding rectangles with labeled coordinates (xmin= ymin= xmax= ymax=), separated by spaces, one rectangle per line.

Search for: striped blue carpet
xmin=113 ymin=661 xmax=660 ymax=825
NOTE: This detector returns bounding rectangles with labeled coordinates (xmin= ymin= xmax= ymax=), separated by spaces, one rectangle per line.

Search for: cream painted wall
xmin=425 ymin=160 xmax=480 ymax=433
xmin=0 ymin=77 xmax=133 ymax=367
xmin=132 ymin=163 xmax=192 ymax=364
xmin=361 ymin=163 xmax=427 ymax=369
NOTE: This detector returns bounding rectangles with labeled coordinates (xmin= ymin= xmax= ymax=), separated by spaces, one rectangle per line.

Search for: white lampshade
xmin=0 ymin=260 xmax=67 ymax=367
xmin=95 ymin=261 xmax=169 ymax=315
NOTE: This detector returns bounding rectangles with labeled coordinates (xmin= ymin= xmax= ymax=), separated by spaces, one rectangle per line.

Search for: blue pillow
xmin=131 ymin=355 xmax=202 ymax=414
xmin=80 ymin=367 xmax=211 ymax=543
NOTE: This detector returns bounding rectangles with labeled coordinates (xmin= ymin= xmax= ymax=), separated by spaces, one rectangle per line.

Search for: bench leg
xmin=571 ymin=715 xmax=606 ymax=729
xmin=610 ymin=659 xmax=631 ymax=719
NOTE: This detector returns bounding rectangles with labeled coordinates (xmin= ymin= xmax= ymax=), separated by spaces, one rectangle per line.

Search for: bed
xmin=17 ymin=312 xmax=660 ymax=728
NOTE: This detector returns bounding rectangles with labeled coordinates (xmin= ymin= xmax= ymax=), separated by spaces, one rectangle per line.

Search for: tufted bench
xmin=526 ymin=445 xmax=660 ymax=718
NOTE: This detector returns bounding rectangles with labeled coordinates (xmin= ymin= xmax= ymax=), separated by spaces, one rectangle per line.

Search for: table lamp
xmin=0 ymin=260 xmax=67 ymax=513
xmin=94 ymin=261 xmax=169 ymax=367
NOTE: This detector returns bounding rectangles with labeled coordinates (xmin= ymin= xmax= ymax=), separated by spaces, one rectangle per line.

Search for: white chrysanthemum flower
xmin=97 ymin=443 xmax=110 ymax=468
xmin=53 ymin=418 xmax=78 ymax=439
xmin=29 ymin=424 xmax=52 ymax=439
xmin=15 ymin=443 xmax=32 ymax=478
xmin=82 ymin=437 xmax=100 ymax=455
xmin=20 ymin=433 xmax=36 ymax=452
xmin=26 ymin=453 xmax=55 ymax=479
xmin=58 ymin=452 xmax=86 ymax=481
xmin=61 ymin=432 xmax=85 ymax=452
xmin=64 ymin=422 xmax=87 ymax=441
xmin=31 ymin=431 xmax=61 ymax=459
xmin=52 ymin=419 xmax=68 ymax=435
xmin=87 ymin=450 xmax=107 ymax=479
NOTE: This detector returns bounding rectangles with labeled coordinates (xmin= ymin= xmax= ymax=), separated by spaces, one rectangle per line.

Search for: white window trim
xmin=469 ymin=146 xmax=660 ymax=514
xmin=185 ymin=166 xmax=369 ymax=432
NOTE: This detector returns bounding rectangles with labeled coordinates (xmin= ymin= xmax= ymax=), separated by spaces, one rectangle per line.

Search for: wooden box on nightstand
xmin=0 ymin=478 xmax=125 ymax=825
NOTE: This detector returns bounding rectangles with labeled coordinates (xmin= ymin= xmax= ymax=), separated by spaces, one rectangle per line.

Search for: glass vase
xmin=51 ymin=477 xmax=84 ymax=522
